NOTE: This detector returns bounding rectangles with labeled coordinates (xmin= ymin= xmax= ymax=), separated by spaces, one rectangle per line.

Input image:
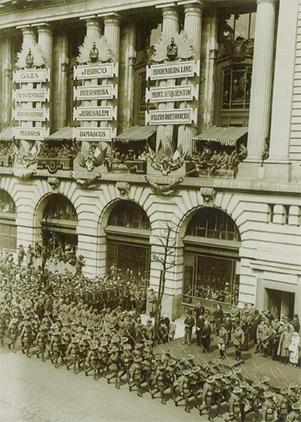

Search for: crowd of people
xmin=0 ymin=255 xmax=300 ymax=421
xmin=184 ymin=303 xmax=301 ymax=369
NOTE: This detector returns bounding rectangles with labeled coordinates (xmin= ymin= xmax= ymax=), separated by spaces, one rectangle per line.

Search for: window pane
xmin=234 ymin=13 xmax=250 ymax=39
xmin=249 ymin=12 xmax=256 ymax=38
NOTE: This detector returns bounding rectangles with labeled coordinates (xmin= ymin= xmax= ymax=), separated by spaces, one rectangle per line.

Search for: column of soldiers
xmin=0 ymin=262 xmax=301 ymax=421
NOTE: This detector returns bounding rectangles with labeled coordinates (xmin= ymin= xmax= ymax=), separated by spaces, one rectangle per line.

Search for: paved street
xmin=0 ymin=348 xmax=207 ymax=422
xmin=0 ymin=336 xmax=299 ymax=422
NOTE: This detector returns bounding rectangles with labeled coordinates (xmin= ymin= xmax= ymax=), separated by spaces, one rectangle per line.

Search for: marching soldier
xmin=228 ymin=386 xmax=243 ymax=422
xmin=7 ymin=317 xmax=19 ymax=353
xmin=152 ymin=363 xmax=169 ymax=405
xmin=35 ymin=325 xmax=48 ymax=361
xmin=286 ymin=402 xmax=301 ymax=422
xmin=262 ymin=391 xmax=278 ymax=422
xmin=66 ymin=337 xmax=80 ymax=374
xmin=106 ymin=337 xmax=120 ymax=386
xmin=49 ymin=331 xmax=62 ymax=368
xmin=19 ymin=319 xmax=32 ymax=357
xmin=198 ymin=375 xmax=216 ymax=421
xmin=129 ymin=356 xmax=144 ymax=397
xmin=116 ymin=343 xmax=132 ymax=389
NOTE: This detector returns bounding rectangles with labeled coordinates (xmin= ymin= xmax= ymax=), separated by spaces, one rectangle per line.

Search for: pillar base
xmin=237 ymin=161 xmax=264 ymax=180
xmin=263 ymin=160 xmax=291 ymax=181
xmin=161 ymin=293 xmax=183 ymax=320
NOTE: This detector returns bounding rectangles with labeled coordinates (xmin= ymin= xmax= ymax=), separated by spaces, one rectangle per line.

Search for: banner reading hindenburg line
xmin=146 ymin=60 xmax=200 ymax=80
xmin=73 ymin=127 xmax=112 ymax=142
xmin=146 ymin=108 xmax=197 ymax=125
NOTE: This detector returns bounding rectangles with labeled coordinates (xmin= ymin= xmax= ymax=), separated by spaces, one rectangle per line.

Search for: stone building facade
xmin=0 ymin=0 xmax=300 ymax=319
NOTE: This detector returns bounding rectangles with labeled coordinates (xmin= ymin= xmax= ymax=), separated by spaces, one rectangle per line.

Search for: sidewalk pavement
xmin=142 ymin=314 xmax=300 ymax=390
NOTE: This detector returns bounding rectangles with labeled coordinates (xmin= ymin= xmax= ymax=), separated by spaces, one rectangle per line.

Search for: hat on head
xmin=207 ymin=375 xmax=215 ymax=383
xmin=184 ymin=369 xmax=192 ymax=376
xmin=265 ymin=391 xmax=274 ymax=399
xmin=252 ymin=381 xmax=260 ymax=388
xmin=262 ymin=376 xmax=270 ymax=384
xmin=233 ymin=387 xmax=242 ymax=394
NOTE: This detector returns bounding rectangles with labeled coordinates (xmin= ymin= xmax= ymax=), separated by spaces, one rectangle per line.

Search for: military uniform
xmin=217 ymin=324 xmax=228 ymax=359
xmin=129 ymin=356 xmax=144 ymax=397
xmin=262 ymin=392 xmax=277 ymax=422
xmin=198 ymin=376 xmax=216 ymax=421
xmin=233 ymin=324 xmax=245 ymax=360
xmin=228 ymin=387 xmax=243 ymax=422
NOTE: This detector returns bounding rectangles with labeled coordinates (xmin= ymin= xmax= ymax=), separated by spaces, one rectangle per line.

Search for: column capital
xmin=36 ymin=23 xmax=53 ymax=34
xmin=18 ymin=25 xmax=35 ymax=36
xmin=102 ymin=14 xmax=121 ymax=26
xmin=85 ymin=18 xmax=101 ymax=30
xmin=257 ymin=0 xmax=277 ymax=5
xmin=183 ymin=3 xmax=204 ymax=16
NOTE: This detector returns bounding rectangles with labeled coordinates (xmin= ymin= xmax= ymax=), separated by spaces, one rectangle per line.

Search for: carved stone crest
xmin=151 ymin=31 xmax=196 ymax=63
xmin=15 ymin=43 xmax=46 ymax=69
xmin=47 ymin=177 xmax=60 ymax=190
xmin=116 ymin=182 xmax=131 ymax=198
xmin=77 ymin=35 xmax=114 ymax=64
xmin=200 ymin=187 xmax=216 ymax=204
xmin=148 ymin=140 xmax=187 ymax=176
xmin=69 ymin=172 xmax=102 ymax=189
xmin=145 ymin=175 xmax=184 ymax=196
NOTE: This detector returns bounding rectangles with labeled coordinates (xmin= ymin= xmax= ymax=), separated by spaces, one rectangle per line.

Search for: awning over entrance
xmin=193 ymin=125 xmax=248 ymax=146
xmin=45 ymin=126 xmax=73 ymax=141
xmin=113 ymin=125 xmax=157 ymax=143
xmin=0 ymin=126 xmax=12 ymax=141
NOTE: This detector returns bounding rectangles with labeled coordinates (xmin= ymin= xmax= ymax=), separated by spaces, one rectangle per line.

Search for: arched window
xmin=186 ymin=207 xmax=240 ymax=241
xmin=183 ymin=208 xmax=241 ymax=309
xmin=108 ymin=201 xmax=150 ymax=230
xmin=41 ymin=194 xmax=77 ymax=249
xmin=0 ymin=190 xmax=17 ymax=251
xmin=106 ymin=201 xmax=151 ymax=283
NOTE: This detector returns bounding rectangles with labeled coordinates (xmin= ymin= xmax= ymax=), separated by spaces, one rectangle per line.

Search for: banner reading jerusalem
xmin=146 ymin=108 xmax=197 ymax=125
xmin=73 ymin=106 xmax=117 ymax=121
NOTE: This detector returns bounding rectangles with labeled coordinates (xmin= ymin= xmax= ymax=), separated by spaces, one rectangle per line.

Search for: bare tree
xmin=152 ymin=223 xmax=177 ymax=341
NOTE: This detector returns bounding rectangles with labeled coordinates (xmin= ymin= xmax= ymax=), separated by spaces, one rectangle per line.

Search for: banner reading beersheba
xmin=74 ymin=85 xmax=117 ymax=101
xmin=74 ymin=63 xmax=118 ymax=80
xmin=12 ymin=127 xmax=49 ymax=141
xmin=12 ymin=108 xmax=49 ymax=122
xmin=73 ymin=127 xmax=113 ymax=142
xmin=146 ymin=60 xmax=200 ymax=81
xmin=13 ymin=68 xmax=50 ymax=83
xmin=146 ymin=108 xmax=197 ymax=125
xmin=13 ymin=89 xmax=50 ymax=102
xmin=73 ymin=106 xmax=117 ymax=121
xmin=146 ymin=85 xmax=199 ymax=103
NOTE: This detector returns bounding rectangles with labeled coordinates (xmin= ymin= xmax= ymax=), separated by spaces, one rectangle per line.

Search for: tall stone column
xmin=37 ymin=24 xmax=53 ymax=133
xmin=265 ymin=0 xmax=299 ymax=179
xmin=18 ymin=26 xmax=37 ymax=152
xmin=178 ymin=3 xmax=203 ymax=154
xmin=57 ymin=29 xmax=68 ymax=129
xmin=86 ymin=18 xmax=101 ymax=39
xmin=104 ymin=15 xmax=120 ymax=142
xmin=246 ymin=0 xmax=277 ymax=162
xmin=156 ymin=6 xmax=179 ymax=150
xmin=2 ymin=36 xmax=13 ymax=127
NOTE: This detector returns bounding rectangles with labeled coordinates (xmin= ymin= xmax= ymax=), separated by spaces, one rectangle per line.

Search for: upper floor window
xmin=221 ymin=12 xmax=256 ymax=42
xmin=108 ymin=201 xmax=150 ymax=230
xmin=223 ymin=65 xmax=252 ymax=110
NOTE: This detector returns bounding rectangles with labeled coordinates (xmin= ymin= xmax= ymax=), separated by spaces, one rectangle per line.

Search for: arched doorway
xmin=41 ymin=194 xmax=77 ymax=251
xmin=182 ymin=207 xmax=241 ymax=311
xmin=0 ymin=190 xmax=17 ymax=252
xmin=105 ymin=200 xmax=151 ymax=284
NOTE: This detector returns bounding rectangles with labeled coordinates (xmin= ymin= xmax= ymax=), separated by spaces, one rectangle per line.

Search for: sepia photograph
xmin=0 ymin=0 xmax=300 ymax=421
